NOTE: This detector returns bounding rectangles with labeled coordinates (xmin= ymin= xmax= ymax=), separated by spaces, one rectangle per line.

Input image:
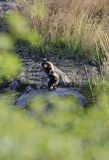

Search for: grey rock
xmin=10 ymin=81 xmax=19 ymax=91
xmin=25 ymin=86 xmax=33 ymax=93
xmin=15 ymin=87 xmax=88 ymax=108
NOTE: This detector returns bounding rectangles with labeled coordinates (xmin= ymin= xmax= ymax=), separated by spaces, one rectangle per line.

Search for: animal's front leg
xmin=48 ymin=80 xmax=54 ymax=91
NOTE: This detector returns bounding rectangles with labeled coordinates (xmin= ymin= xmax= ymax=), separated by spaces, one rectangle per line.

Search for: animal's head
xmin=42 ymin=58 xmax=54 ymax=71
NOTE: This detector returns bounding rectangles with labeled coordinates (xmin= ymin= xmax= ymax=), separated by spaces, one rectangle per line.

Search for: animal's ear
xmin=42 ymin=58 xmax=49 ymax=62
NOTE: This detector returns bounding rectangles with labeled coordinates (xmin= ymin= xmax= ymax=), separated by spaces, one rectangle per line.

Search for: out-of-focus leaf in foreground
xmin=27 ymin=30 xmax=42 ymax=46
xmin=7 ymin=12 xmax=30 ymax=39
xmin=0 ymin=52 xmax=22 ymax=81
xmin=7 ymin=12 xmax=42 ymax=46
xmin=0 ymin=33 xmax=14 ymax=50
xmin=0 ymin=94 xmax=109 ymax=159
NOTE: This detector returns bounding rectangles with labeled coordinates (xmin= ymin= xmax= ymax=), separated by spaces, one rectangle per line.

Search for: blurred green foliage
xmin=7 ymin=12 xmax=42 ymax=46
xmin=7 ymin=12 xmax=30 ymax=39
xmin=0 ymin=51 xmax=22 ymax=81
xmin=0 ymin=94 xmax=109 ymax=160
xmin=0 ymin=33 xmax=14 ymax=50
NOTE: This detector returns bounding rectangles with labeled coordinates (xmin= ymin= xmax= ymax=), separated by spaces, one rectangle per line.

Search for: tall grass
xmin=19 ymin=0 xmax=109 ymax=62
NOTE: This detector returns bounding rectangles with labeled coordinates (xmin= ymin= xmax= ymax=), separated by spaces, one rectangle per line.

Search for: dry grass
xmin=16 ymin=0 xmax=109 ymax=63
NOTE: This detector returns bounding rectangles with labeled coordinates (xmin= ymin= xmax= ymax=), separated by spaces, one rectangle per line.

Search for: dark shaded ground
xmin=0 ymin=53 xmax=97 ymax=108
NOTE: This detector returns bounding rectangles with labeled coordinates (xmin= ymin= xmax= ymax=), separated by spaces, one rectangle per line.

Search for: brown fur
xmin=48 ymin=70 xmax=59 ymax=91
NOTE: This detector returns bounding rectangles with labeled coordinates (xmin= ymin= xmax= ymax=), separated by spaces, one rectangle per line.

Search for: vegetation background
xmin=0 ymin=0 xmax=109 ymax=159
